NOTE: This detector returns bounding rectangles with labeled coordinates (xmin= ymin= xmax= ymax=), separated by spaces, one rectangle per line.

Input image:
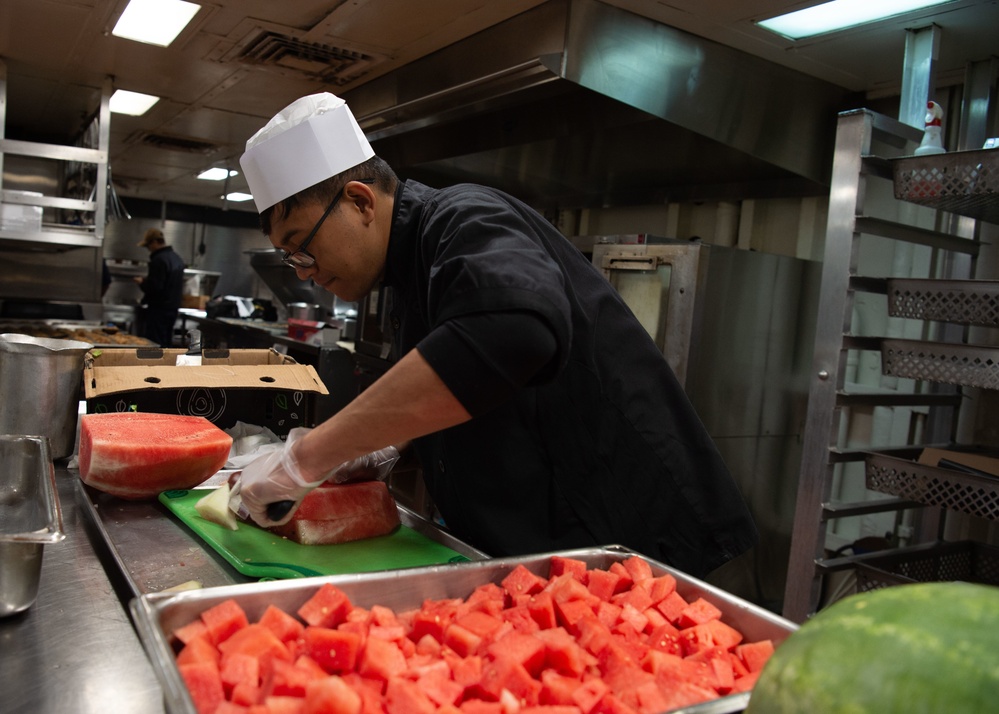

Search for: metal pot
xmin=0 ymin=334 xmax=92 ymax=459
xmin=287 ymin=302 xmax=324 ymax=321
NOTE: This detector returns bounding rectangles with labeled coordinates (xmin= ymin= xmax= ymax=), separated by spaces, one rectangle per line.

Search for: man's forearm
xmin=293 ymin=347 xmax=472 ymax=482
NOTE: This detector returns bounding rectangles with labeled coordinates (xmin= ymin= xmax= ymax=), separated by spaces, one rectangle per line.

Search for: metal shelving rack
xmin=782 ymin=108 xmax=999 ymax=622
xmin=0 ymin=60 xmax=110 ymax=248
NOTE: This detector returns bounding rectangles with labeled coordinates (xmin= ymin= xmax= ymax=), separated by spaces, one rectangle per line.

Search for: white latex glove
xmin=331 ymin=446 xmax=402 ymax=483
xmin=230 ymin=427 xmax=323 ymax=527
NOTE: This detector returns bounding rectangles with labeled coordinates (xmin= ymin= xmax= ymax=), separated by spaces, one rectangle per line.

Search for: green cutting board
xmin=159 ymin=489 xmax=469 ymax=580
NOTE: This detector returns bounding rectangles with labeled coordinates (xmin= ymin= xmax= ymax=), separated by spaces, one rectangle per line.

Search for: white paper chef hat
xmin=239 ymin=93 xmax=375 ymax=212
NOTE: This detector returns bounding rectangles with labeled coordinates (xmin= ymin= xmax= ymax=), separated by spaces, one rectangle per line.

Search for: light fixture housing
xmin=757 ymin=0 xmax=955 ymax=40
xmin=197 ymin=168 xmax=239 ymax=181
xmin=109 ymin=89 xmax=160 ymax=116
xmin=112 ymin=0 xmax=201 ymax=47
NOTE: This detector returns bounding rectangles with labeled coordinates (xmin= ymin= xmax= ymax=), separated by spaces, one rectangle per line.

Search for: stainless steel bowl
xmin=0 ymin=435 xmax=65 ymax=617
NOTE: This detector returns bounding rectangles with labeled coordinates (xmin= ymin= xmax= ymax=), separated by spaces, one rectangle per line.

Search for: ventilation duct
xmin=343 ymin=0 xmax=860 ymax=208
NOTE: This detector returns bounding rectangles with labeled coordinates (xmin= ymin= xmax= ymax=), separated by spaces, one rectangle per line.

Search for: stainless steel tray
xmin=865 ymin=452 xmax=999 ymax=521
xmin=892 ymin=148 xmax=999 ymax=224
xmin=886 ymin=278 xmax=999 ymax=327
xmin=881 ymin=338 xmax=999 ymax=390
xmin=131 ymin=545 xmax=797 ymax=714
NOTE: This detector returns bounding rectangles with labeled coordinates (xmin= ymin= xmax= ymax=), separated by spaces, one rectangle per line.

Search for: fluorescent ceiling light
xmin=112 ymin=0 xmax=201 ymax=47
xmin=758 ymin=0 xmax=955 ymax=40
xmin=225 ymin=192 xmax=254 ymax=202
xmin=197 ymin=168 xmax=239 ymax=181
xmin=109 ymin=89 xmax=160 ymax=116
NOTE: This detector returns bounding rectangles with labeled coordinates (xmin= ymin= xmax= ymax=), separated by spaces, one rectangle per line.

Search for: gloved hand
xmin=230 ymin=427 xmax=323 ymax=527
xmin=331 ymin=446 xmax=402 ymax=483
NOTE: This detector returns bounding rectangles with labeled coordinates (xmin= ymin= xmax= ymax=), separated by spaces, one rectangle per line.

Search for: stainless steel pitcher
xmin=0 ymin=333 xmax=92 ymax=459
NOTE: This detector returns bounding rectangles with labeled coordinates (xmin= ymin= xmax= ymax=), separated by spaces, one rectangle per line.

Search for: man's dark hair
xmin=259 ymin=155 xmax=398 ymax=236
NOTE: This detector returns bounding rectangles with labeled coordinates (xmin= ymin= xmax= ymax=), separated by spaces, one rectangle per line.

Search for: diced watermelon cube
xmin=263 ymin=695 xmax=305 ymax=714
xmin=735 ymin=639 xmax=775 ymax=673
xmin=646 ymin=623 xmax=682 ymax=656
xmin=526 ymin=591 xmax=558 ymax=630
xmin=459 ymin=701 xmax=504 ymax=714
xmin=302 ymin=625 xmax=361 ymax=674
xmin=610 ymin=587 xmax=653 ymax=614
xmin=474 ymin=657 xmax=542 ymax=704
xmin=655 ymin=591 xmax=689 ymax=624
xmin=572 ymin=678 xmax=609 ymax=714
xmin=501 ymin=604 xmax=542 ymax=634
xmin=174 ymin=619 xmax=209 ymax=646
xmin=730 ymin=668 xmax=761 ymax=693
xmin=177 ymin=635 xmax=221 ymax=668
xmin=549 ymin=555 xmax=588 ymax=581
xmin=486 ymin=631 xmax=546 ymax=677
xmin=555 ymin=598 xmax=596 ymax=634
xmin=677 ymin=597 xmax=723 ymax=628
xmin=298 ymin=583 xmax=353 ymax=628
xmin=636 ymin=574 xmax=677 ymax=604
xmin=201 ymin=599 xmax=250 ymax=646
xmin=303 ymin=675 xmax=362 ymax=714
xmin=259 ymin=604 xmax=305 ymax=643
xmin=585 ymin=568 xmax=622 ymax=602
xmin=178 ymin=661 xmax=225 ymax=714
xmin=220 ymin=652 xmax=260 ymax=696
xmin=534 ymin=626 xmax=590 ymax=677
xmin=621 ymin=556 xmax=653 ymax=583
xmin=443 ymin=623 xmax=484 ymax=658
xmin=385 ymin=677 xmax=436 ymax=714
xmin=607 ymin=563 xmax=633 ymax=593
xmin=454 ymin=610 xmax=505 ymax=640
xmin=502 ymin=564 xmax=547 ymax=598
xmin=262 ymin=658 xmax=317 ymax=698
xmin=358 ymin=636 xmax=408 ymax=681
xmin=415 ymin=667 xmax=465 ymax=707
xmin=445 ymin=652 xmax=483 ymax=687
xmin=540 ymin=669 xmax=582 ymax=705
xmin=218 ymin=624 xmax=292 ymax=670
xmin=521 ymin=706 xmax=585 ymax=714
xmin=590 ymin=692 xmax=638 ymax=714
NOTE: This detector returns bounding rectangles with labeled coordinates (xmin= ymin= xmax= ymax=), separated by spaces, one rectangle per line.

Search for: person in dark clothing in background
xmin=134 ymin=228 xmax=185 ymax=346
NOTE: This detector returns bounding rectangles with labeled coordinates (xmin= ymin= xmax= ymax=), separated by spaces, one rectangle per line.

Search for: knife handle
xmin=266 ymin=500 xmax=296 ymax=522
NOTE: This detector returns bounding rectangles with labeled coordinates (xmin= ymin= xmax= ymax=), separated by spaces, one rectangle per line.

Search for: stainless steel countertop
xmin=0 ymin=467 xmax=164 ymax=713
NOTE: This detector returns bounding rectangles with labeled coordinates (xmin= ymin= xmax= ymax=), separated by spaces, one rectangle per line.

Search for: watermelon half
xmin=747 ymin=581 xmax=999 ymax=713
xmin=79 ymin=412 xmax=232 ymax=499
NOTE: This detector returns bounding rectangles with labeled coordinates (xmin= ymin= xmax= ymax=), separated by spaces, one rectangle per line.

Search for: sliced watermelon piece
xmin=270 ymin=481 xmax=401 ymax=545
xmin=78 ymin=412 xmax=232 ymax=499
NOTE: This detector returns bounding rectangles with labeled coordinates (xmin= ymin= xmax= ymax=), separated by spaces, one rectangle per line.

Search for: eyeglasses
xmin=281 ymin=179 xmax=375 ymax=269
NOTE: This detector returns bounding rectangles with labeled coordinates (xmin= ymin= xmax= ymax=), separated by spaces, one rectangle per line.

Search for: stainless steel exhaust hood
xmin=343 ymin=0 xmax=860 ymax=209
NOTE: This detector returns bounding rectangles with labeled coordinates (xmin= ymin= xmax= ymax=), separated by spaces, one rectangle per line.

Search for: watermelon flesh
xmin=269 ymin=481 xmax=400 ymax=545
xmin=79 ymin=412 xmax=232 ymax=499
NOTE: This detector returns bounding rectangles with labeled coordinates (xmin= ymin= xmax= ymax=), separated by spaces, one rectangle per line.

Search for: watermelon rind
xmin=746 ymin=581 xmax=999 ymax=714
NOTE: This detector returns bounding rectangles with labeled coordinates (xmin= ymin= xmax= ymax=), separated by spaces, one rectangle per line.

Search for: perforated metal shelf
xmin=865 ymin=452 xmax=999 ymax=521
xmin=881 ymin=338 xmax=999 ymax=390
xmin=887 ymin=278 xmax=999 ymax=327
xmin=893 ymin=149 xmax=999 ymax=224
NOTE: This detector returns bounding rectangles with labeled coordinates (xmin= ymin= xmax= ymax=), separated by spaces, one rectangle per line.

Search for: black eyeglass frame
xmin=281 ymin=178 xmax=375 ymax=269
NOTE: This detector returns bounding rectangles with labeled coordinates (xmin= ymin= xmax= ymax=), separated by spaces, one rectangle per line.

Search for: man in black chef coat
xmin=235 ymin=93 xmax=757 ymax=578
xmin=135 ymin=228 xmax=185 ymax=347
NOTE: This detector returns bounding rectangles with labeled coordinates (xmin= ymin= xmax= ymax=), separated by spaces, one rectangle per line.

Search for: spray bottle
xmin=914 ymin=101 xmax=946 ymax=156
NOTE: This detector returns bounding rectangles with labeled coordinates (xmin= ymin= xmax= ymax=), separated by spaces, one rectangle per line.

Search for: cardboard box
xmin=83 ymin=348 xmax=329 ymax=435
xmin=181 ymin=295 xmax=211 ymax=310
xmin=918 ymin=448 xmax=999 ymax=478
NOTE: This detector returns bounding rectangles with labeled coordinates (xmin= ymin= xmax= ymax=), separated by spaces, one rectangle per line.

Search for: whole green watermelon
xmin=747 ymin=581 xmax=999 ymax=713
